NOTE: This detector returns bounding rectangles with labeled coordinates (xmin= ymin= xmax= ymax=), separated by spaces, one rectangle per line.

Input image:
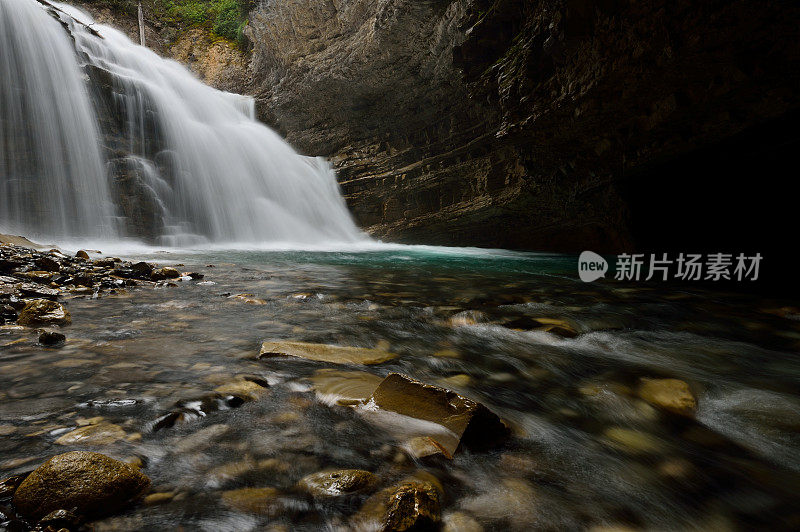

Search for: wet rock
xmin=214 ymin=378 xmax=268 ymax=400
xmin=0 ymin=473 xmax=27 ymax=498
xmin=38 ymin=508 xmax=81 ymax=530
xmin=76 ymin=250 xmax=90 ymax=260
xmin=150 ymin=267 xmax=180 ymax=281
xmin=636 ymin=378 xmax=697 ymax=417
xmin=402 ymin=436 xmax=453 ymax=461
xmin=297 ymin=469 xmax=378 ymax=498
xmin=39 ymin=330 xmax=66 ymax=346
xmin=437 ymin=374 xmax=473 ymax=389
xmin=259 ymin=340 xmax=397 ymax=365
xmin=443 ymin=511 xmax=484 ymax=532
xmin=354 ymin=476 xmax=442 ymax=531
xmin=17 ymin=299 xmax=71 ymax=326
xmin=369 ymin=373 xmax=508 ymax=455
xmin=174 ymin=424 xmax=230 ymax=453
xmin=461 ymin=478 xmax=537 ymax=528
xmin=55 ymin=422 xmax=128 ymax=446
xmin=34 ymin=255 xmax=61 ymax=272
xmin=603 ymin=427 xmax=664 ymax=454
xmin=0 ymin=304 xmax=17 ymax=323
xmin=131 ymin=261 xmax=153 ymax=275
xmin=12 ymin=451 xmax=150 ymax=521
xmin=531 ymin=318 xmax=579 ymax=338
xmin=308 ymin=369 xmax=383 ymax=405
xmin=187 ymin=272 xmax=204 ymax=280
xmin=221 ymin=487 xmax=280 ymax=515
xmin=230 ymin=293 xmax=267 ymax=305
xmin=18 ymin=282 xmax=60 ymax=299
xmin=143 ymin=491 xmax=176 ymax=506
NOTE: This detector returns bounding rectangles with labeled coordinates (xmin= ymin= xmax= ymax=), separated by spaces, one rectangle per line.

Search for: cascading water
xmin=0 ymin=0 xmax=365 ymax=246
xmin=0 ymin=0 xmax=115 ymax=239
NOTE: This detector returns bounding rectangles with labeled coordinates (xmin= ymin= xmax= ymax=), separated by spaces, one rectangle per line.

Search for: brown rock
xmin=221 ymin=487 xmax=280 ymax=515
xmin=297 ymin=469 xmax=378 ymax=498
xmin=370 ymin=373 xmax=508 ymax=455
xmin=355 ymin=477 xmax=442 ymax=531
xmin=259 ymin=341 xmax=397 ymax=365
xmin=54 ymin=422 xmax=127 ymax=446
xmin=17 ymin=299 xmax=71 ymax=326
xmin=637 ymin=378 xmax=697 ymax=417
xmin=76 ymin=250 xmax=90 ymax=259
xmin=150 ymin=267 xmax=180 ymax=281
xmin=12 ymin=451 xmax=150 ymax=520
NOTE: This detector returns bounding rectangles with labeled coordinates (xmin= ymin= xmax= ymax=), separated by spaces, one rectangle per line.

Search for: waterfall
xmin=0 ymin=0 xmax=115 ymax=238
xmin=0 ymin=0 xmax=365 ymax=246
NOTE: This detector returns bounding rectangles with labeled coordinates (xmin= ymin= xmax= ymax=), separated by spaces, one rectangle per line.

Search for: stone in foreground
xmin=354 ymin=475 xmax=442 ymax=532
xmin=12 ymin=451 xmax=150 ymax=521
xmin=259 ymin=340 xmax=397 ymax=365
xmin=298 ymin=469 xmax=378 ymax=498
xmin=370 ymin=373 xmax=508 ymax=456
xmin=637 ymin=378 xmax=697 ymax=417
xmin=17 ymin=299 xmax=71 ymax=326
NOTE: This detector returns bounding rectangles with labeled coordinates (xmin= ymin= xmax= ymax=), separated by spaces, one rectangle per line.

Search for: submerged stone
xmin=17 ymin=299 xmax=71 ymax=326
xmin=297 ymin=469 xmax=378 ymax=498
xmin=260 ymin=340 xmax=397 ymax=365
xmin=221 ymin=487 xmax=280 ymax=515
xmin=369 ymin=373 xmax=508 ymax=455
xmin=636 ymin=378 xmax=697 ymax=417
xmin=354 ymin=475 xmax=442 ymax=531
xmin=55 ymin=422 xmax=127 ymax=446
xmin=308 ymin=369 xmax=384 ymax=405
xmin=39 ymin=330 xmax=66 ymax=346
xmin=12 ymin=451 xmax=150 ymax=521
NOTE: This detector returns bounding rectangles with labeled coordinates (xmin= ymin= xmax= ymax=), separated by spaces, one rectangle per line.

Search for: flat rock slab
xmin=259 ymin=341 xmax=396 ymax=365
xmin=369 ymin=373 xmax=508 ymax=456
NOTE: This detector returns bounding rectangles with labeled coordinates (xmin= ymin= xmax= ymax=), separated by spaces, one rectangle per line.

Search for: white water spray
xmin=0 ymin=0 xmax=365 ymax=246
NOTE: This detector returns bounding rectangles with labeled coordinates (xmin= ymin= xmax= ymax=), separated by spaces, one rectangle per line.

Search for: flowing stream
xmin=0 ymin=0 xmax=363 ymax=245
xmin=2 ymin=247 xmax=800 ymax=530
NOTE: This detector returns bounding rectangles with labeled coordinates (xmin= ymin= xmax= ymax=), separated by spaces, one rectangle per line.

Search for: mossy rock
xmin=17 ymin=299 xmax=71 ymax=326
xmin=12 ymin=451 xmax=150 ymax=521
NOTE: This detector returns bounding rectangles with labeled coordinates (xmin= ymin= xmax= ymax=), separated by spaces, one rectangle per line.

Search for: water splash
xmin=0 ymin=0 xmax=365 ymax=246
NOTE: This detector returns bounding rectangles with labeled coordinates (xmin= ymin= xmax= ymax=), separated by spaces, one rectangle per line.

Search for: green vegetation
xmin=158 ymin=0 xmax=250 ymax=46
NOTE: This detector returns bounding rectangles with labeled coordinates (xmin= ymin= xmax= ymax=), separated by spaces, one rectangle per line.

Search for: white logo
xmin=578 ymin=251 xmax=608 ymax=282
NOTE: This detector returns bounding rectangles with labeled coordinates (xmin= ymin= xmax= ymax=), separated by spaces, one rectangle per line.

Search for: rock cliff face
xmin=245 ymin=0 xmax=800 ymax=251
xmin=67 ymin=0 xmax=800 ymax=252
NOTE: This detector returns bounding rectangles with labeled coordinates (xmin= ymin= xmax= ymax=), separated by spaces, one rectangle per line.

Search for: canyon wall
xmin=69 ymin=0 xmax=800 ymax=252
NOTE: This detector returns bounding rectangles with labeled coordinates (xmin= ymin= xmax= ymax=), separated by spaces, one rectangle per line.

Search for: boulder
xmin=354 ymin=476 xmax=442 ymax=531
xmin=297 ymin=469 xmax=378 ymax=498
xmin=34 ymin=255 xmax=61 ymax=272
xmin=151 ymin=267 xmax=181 ymax=281
xmin=12 ymin=451 xmax=150 ymax=521
xmin=131 ymin=261 xmax=153 ymax=274
xmin=76 ymin=250 xmax=90 ymax=259
xmin=369 ymin=373 xmax=508 ymax=455
xmin=39 ymin=330 xmax=66 ymax=346
xmin=636 ymin=378 xmax=697 ymax=417
xmin=17 ymin=299 xmax=71 ymax=326
xmin=259 ymin=341 xmax=397 ymax=365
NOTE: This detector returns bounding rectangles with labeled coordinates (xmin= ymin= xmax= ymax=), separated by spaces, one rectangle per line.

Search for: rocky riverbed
xmin=2 ymin=242 xmax=800 ymax=530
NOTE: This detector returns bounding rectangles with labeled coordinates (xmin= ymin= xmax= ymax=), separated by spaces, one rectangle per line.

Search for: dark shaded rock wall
xmin=246 ymin=0 xmax=800 ymax=251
